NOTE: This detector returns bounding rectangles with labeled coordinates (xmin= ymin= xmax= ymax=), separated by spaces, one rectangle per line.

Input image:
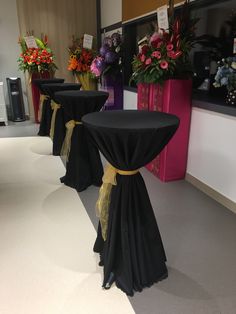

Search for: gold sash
xmin=96 ymin=163 xmax=139 ymax=240
xmin=38 ymin=94 xmax=49 ymax=122
xmin=50 ymin=101 xmax=61 ymax=140
xmin=60 ymin=119 xmax=82 ymax=162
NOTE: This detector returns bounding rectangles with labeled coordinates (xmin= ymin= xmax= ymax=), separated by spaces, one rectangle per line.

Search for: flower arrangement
xmin=91 ymin=32 xmax=122 ymax=78
xmin=67 ymin=37 xmax=95 ymax=75
xmin=18 ymin=35 xmax=57 ymax=74
xmin=213 ymin=57 xmax=236 ymax=91
xmin=131 ymin=1 xmax=198 ymax=84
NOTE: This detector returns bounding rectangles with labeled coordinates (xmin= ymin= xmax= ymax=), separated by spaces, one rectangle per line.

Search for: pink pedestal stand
xmin=138 ymin=80 xmax=192 ymax=182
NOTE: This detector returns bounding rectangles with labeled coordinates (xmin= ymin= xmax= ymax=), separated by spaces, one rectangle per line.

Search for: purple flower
xmin=105 ymin=51 xmax=118 ymax=64
xmin=99 ymin=45 xmax=109 ymax=57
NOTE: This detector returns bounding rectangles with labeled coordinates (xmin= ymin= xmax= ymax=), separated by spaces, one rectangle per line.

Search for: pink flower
xmin=141 ymin=54 xmax=146 ymax=62
xmin=151 ymin=51 xmax=162 ymax=59
xmin=150 ymin=32 xmax=163 ymax=48
xmin=145 ymin=58 xmax=152 ymax=65
xmin=150 ymin=32 xmax=161 ymax=43
xmin=160 ymin=60 xmax=169 ymax=69
xmin=166 ymin=43 xmax=174 ymax=51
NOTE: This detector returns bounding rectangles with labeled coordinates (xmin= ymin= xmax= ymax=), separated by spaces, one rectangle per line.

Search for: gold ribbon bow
xmin=38 ymin=94 xmax=49 ymax=122
xmin=60 ymin=119 xmax=82 ymax=162
xmin=50 ymin=101 xmax=61 ymax=140
xmin=96 ymin=163 xmax=139 ymax=241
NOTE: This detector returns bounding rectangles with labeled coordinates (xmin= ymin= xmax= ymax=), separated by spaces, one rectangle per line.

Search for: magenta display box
xmin=138 ymin=80 xmax=192 ymax=182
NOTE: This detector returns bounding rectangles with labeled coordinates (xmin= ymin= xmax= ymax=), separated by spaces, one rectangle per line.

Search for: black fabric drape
xmin=33 ymin=78 xmax=64 ymax=136
xmin=43 ymin=83 xmax=81 ymax=155
xmin=54 ymin=91 xmax=109 ymax=192
xmin=82 ymin=110 xmax=179 ymax=296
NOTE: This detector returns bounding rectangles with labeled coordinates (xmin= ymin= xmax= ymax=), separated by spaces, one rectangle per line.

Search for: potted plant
xmin=91 ymin=32 xmax=123 ymax=110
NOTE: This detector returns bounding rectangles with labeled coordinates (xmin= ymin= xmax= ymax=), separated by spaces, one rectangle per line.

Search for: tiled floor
xmin=0 ymin=137 xmax=134 ymax=314
xmin=0 ymin=123 xmax=236 ymax=314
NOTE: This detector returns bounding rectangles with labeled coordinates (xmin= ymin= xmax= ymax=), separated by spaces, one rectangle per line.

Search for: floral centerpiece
xmin=213 ymin=57 xmax=236 ymax=105
xmin=18 ymin=34 xmax=57 ymax=123
xmin=68 ymin=36 xmax=96 ymax=90
xmin=91 ymin=32 xmax=122 ymax=79
xmin=18 ymin=35 xmax=57 ymax=76
xmin=90 ymin=32 xmax=123 ymax=110
xmin=131 ymin=1 xmax=198 ymax=85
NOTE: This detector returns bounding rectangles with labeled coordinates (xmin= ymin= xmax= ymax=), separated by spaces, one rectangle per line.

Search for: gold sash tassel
xmin=60 ymin=119 xmax=82 ymax=162
xmin=50 ymin=101 xmax=61 ymax=140
xmin=38 ymin=94 xmax=49 ymax=122
xmin=96 ymin=164 xmax=139 ymax=241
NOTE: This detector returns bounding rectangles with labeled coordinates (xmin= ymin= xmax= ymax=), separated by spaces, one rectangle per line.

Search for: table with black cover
xmin=54 ymin=90 xmax=109 ymax=192
xmin=82 ymin=110 xmax=179 ymax=296
xmin=42 ymin=83 xmax=81 ymax=155
xmin=33 ymin=78 xmax=64 ymax=136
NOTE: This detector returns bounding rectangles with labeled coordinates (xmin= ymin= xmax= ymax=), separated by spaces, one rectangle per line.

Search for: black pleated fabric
xmin=43 ymin=83 xmax=81 ymax=155
xmin=82 ymin=110 xmax=179 ymax=296
xmin=54 ymin=91 xmax=109 ymax=191
xmin=33 ymin=78 xmax=64 ymax=136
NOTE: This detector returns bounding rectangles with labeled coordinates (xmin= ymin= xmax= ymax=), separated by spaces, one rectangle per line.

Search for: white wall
xmin=187 ymin=108 xmax=236 ymax=203
xmin=100 ymin=0 xmax=122 ymax=28
xmin=0 ymin=0 xmax=28 ymax=115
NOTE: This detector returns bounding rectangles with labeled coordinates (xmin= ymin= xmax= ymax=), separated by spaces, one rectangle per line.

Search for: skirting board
xmin=185 ymin=173 xmax=236 ymax=214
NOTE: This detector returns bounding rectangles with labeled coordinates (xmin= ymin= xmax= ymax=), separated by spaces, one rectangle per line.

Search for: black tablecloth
xmin=33 ymin=78 xmax=64 ymax=136
xmin=54 ymin=91 xmax=109 ymax=191
xmin=43 ymin=83 xmax=81 ymax=155
xmin=82 ymin=110 xmax=179 ymax=296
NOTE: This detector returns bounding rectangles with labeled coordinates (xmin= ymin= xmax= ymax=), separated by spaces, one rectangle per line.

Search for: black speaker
xmin=6 ymin=77 xmax=26 ymax=122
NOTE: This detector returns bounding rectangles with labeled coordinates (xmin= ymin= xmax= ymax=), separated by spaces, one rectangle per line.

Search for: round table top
xmin=82 ymin=110 xmax=179 ymax=131
xmin=42 ymin=83 xmax=81 ymax=98
xmin=54 ymin=90 xmax=109 ymax=100
xmin=33 ymin=78 xmax=64 ymax=87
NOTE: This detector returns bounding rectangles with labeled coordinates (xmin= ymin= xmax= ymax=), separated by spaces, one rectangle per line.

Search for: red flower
xmin=141 ymin=44 xmax=149 ymax=55
xmin=167 ymin=50 xmax=182 ymax=59
xmin=160 ymin=60 xmax=169 ymax=69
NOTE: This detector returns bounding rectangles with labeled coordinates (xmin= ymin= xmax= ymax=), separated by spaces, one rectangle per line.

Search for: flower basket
xmin=91 ymin=32 xmax=123 ymax=109
xmin=68 ymin=36 xmax=97 ymax=91
xmin=18 ymin=35 xmax=57 ymax=123
xmin=75 ymin=72 xmax=97 ymax=91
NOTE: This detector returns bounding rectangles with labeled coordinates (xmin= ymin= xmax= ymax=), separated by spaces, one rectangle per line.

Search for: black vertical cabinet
xmin=6 ymin=78 xmax=25 ymax=122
